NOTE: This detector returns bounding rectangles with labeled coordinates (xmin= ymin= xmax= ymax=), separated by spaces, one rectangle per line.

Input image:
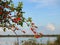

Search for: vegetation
xmin=0 ymin=0 xmax=43 ymax=38
xmin=0 ymin=0 xmax=60 ymax=45
xmin=54 ymin=36 xmax=60 ymax=45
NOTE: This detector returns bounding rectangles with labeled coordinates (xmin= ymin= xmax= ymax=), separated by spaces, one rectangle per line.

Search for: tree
xmin=0 ymin=0 xmax=43 ymax=38
xmin=54 ymin=36 xmax=60 ymax=45
xmin=22 ymin=39 xmax=37 ymax=45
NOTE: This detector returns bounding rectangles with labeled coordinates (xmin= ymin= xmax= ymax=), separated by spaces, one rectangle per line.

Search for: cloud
xmin=46 ymin=23 xmax=55 ymax=31
xmin=29 ymin=0 xmax=58 ymax=8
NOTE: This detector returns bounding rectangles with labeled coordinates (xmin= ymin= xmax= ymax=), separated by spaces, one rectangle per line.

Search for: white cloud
xmin=29 ymin=0 xmax=58 ymax=8
xmin=46 ymin=23 xmax=55 ymax=31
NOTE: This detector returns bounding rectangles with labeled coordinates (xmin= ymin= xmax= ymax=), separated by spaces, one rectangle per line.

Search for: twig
xmin=13 ymin=31 xmax=19 ymax=45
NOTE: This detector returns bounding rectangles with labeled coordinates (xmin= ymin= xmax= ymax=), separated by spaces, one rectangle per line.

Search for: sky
xmin=0 ymin=0 xmax=60 ymax=35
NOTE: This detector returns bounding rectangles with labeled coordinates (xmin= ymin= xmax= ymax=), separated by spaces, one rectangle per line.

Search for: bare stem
xmin=13 ymin=31 xmax=19 ymax=45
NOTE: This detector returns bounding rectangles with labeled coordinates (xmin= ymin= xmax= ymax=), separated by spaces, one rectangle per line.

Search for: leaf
xmin=22 ymin=17 xmax=25 ymax=22
xmin=18 ymin=21 xmax=23 ymax=27
xmin=12 ymin=24 xmax=15 ymax=27
xmin=2 ymin=23 xmax=5 ymax=27
xmin=39 ymin=33 xmax=43 ymax=37
xmin=11 ymin=4 xmax=14 ymax=8
xmin=10 ymin=7 xmax=15 ymax=11
xmin=10 ymin=3 xmax=15 ymax=11
xmin=34 ymin=26 xmax=38 ymax=28
xmin=22 ymin=30 xmax=26 ymax=33
xmin=17 ymin=13 xmax=22 ymax=17
xmin=3 ymin=28 xmax=6 ymax=32
xmin=15 ymin=27 xmax=19 ymax=30
xmin=10 ymin=0 xmax=12 ymax=2
xmin=27 ymin=17 xmax=32 ymax=22
xmin=18 ymin=2 xmax=23 ymax=8
xmin=27 ymin=24 xmax=29 ymax=27
xmin=6 ymin=1 xmax=10 ymax=5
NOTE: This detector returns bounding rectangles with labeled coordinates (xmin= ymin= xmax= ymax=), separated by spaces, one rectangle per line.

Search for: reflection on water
xmin=0 ymin=37 xmax=59 ymax=45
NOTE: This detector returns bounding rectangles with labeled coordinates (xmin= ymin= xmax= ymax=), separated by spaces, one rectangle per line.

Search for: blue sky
xmin=13 ymin=0 xmax=60 ymax=34
xmin=0 ymin=0 xmax=60 ymax=45
xmin=0 ymin=0 xmax=60 ymax=35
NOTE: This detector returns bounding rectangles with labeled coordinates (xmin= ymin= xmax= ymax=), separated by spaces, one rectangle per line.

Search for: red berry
xmin=35 ymin=26 xmax=38 ymax=28
xmin=3 ymin=16 xmax=7 ymax=18
xmin=6 ymin=6 xmax=10 ymax=8
xmin=33 ymin=31 xmax=37 ymax=34
xmin=31 ymin=28 xmax=34 ymax=31
xmin=12 ymin=18 xmax=17 ymax=23
xmin=31 ymin=23 xmax=34 ymax=25
xmin=17 ymin=18 xmax=21 ymax=21
xmin=0 ymin=7 xmax=3 ymax=10
xmin=16 ymin=28 xmax=19 ymax=30
xmin=0 ymin=12 xmax=3 ymax=14
xmin=39 ymin=33 xmax=43 ymax=36
xmin=22 ymin=30 xmax=26 ymax=33
xmin=34 ymin=35 xmax=40 ymax=38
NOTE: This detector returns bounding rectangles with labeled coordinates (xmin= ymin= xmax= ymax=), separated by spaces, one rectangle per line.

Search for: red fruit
xmin=3 ymin=16 xmax=7 ymax=18
xmin=6 ymin=12 xmax=10 ymax=14
xmin=15 ymin=27 xmax=19 ymax=30
xmin=34 ymin=35 xmax=40 ymax=38
xmin=35 ymin=26 xmax=38 ymax=28
xmin=12 ymin=18 xmax=17 ymax=23
xmin=31 ymin=28 xmax=37 ymax=34
xmin=33 ymin=31 xmax=37 ymax=34
xmin=12 ymin=17 xmax=21 ymax=23
xmin=39 ymin=33 xmax=43 ymax=36
xmin=17 ymin=18 xmax=21 ymax=21
xmin=6 ymin=6 xmax=10 ymax=8
xmin=0 ymin=7 xmax=3 ymax=10
xmin=31 ymin=28 xmax=34 ymax=31
xmin=31 ymin=23 xmax=34 ymax=25
xmin=14 ymin=21 xmax=17 ymax=23
xmin=8 ymin=16 xmax=11 ymax=18
xmin=22 ymin=30 xmax=26 ymax=33
xmin=0 ymin=12 xmax=3 ymax=14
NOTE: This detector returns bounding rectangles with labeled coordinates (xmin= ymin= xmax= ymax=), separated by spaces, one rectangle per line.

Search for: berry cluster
xmin=0 ymin=0 xmax=43 ymax=38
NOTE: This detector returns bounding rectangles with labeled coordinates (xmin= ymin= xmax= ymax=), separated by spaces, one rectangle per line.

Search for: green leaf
xmin=12 ymin=24 xmax=15 ymax=26
xmin=7 ymin=1 xmax=10 ymax=4
xmin=10 ymin=0 xmax=12 ymax=2
xmin=22 ymin=17 xmax=25 ymax=22
xmin=3 ymin=28 xmax=6 ymax=32
xmin=11 ymin=4 xmax=14 ymax=8
xmin=27 ymin=17 xmax=32 ymax=22
xmin=2 ymin=23 xmax=4 ymax=27
xmin=10 ymin=7 xmax=15 ymax=11
xmin=18 ymin=2 xmax=23 ymax=8
xmin=27 ymin=24 xmax=29 ymax=27
xmin=18 ymin=21 xmax=23 ymax=27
